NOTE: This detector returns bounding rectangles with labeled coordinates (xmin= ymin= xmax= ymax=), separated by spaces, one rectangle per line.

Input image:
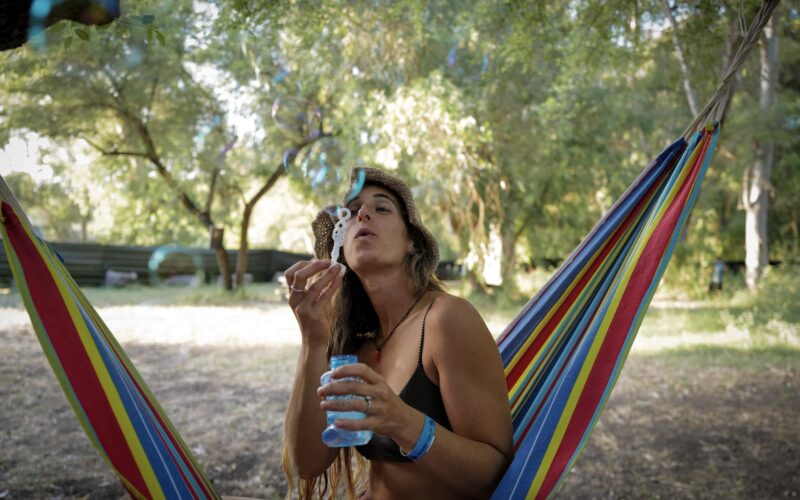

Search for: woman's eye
xmin=376 ymin=207 xmax=390 ymax=213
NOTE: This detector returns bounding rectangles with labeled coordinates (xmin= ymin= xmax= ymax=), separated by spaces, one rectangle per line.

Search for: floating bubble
xmin=345 ymin=167 xmax=367 ymax=203
xmin=217 ymin=135 xmax=236 ymax=160
xmin=271 ymin=95 xmax=313 ymax=135
xmin=194 ymin=115 xmax=222 ymax=149
xmin=444 ymin=39 xmax=491 ymax=81
xmin=282 ymin=147 xmax=299 ymax=170
xmin=125 ymin=45 xmax=143 ymax=67
xmin=447 ymin=45 xmax=458 ymax=67
xmin=30 ymin=0 xmax=51 ymax=18
xmin=300 ymin=138 xmax=344 ymax=189
xmin=274 ymin=68 xmax=290 ymax=83
xmin=26 ymin=0 xmax=55 ymax=50
xmin=307 ymin=108 xmax=323 ymax=139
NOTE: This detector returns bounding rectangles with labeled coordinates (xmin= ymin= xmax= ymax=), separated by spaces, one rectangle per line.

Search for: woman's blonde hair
xmin=282 ymin=445 xmax=368 ymax=499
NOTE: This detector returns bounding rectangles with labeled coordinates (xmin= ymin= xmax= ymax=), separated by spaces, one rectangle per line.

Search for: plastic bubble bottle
xmin=320 ymin=354 xmax=372 ymax=447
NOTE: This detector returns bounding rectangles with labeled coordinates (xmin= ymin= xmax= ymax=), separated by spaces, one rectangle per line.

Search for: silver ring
xmin=364 ymin=396 xmax=372 ymax=413
xmin=290 ymin=286 xmax=306 ymax=293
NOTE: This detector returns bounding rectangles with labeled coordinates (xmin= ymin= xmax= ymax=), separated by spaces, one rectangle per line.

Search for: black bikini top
xmin=356 ymin=298 xmax=452 ymax=462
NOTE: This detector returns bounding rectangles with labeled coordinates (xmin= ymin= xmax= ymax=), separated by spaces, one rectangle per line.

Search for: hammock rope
xmin=682 ymin=0 xmax=780 ymax=137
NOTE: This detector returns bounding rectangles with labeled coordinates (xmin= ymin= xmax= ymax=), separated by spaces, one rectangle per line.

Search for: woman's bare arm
xmin=284 ymin=342 xmax=338 ymax=478
xmin=283 ymin=260 xmax=343 ymax=478
xmin=399 ymin=295 xmax=513 ymax=497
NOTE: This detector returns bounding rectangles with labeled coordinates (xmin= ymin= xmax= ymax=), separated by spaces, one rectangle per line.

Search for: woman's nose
xmin=357 ymin=206 xmax=371 ymax=222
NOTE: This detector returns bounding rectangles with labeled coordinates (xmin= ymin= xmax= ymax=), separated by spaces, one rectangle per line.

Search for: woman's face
xmin=342 ymin=185 xmax=414 ymax=274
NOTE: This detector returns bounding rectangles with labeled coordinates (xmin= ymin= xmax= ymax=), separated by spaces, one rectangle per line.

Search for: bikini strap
xmin=417 ymin=297 xmax=438 ymax=364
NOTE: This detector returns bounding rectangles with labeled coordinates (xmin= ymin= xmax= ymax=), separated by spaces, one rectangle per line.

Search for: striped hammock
xmin=0 ymin=124 xmax=717 ymax=499
xmin=493 ymin=124 xmax=719 ymax=498
xmin=0 ymin=191 xmax=220 ymax=498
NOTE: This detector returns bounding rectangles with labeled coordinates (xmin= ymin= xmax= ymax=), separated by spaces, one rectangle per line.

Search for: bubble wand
xmin=329 ymin=207 xmax=351 ymax=270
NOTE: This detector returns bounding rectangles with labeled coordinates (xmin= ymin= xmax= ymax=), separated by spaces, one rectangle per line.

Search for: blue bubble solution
xmin=320 ymin=354 xmax=372 ymax=447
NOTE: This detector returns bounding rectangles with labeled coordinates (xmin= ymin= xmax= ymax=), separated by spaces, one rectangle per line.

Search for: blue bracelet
xmin=401 ymin=415 xmax=436 ymax=460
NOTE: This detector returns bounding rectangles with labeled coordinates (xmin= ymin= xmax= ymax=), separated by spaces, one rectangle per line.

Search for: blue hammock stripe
xmin=494 ymin=125 xmax=718 ymax=499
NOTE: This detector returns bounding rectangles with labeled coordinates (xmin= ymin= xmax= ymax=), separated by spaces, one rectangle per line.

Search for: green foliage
xmin=1 ymin=0 xmax=798 ymax=294
xmin=3 ymin=171 xmax=88 ymax=241
xmin=727 ymin=265 xmax=800 ymax=343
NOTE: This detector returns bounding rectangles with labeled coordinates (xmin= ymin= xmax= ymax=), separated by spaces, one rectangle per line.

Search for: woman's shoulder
xmin=426 ymin=291 xmax=476 ymax=313
xmin=424 ymin=291 xmax=490 ymax=341
xmin=423 ymin=292 xmax=499 ymax=371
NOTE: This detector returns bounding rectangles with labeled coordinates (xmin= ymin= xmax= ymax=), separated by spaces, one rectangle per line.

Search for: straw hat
xmin=311 ymin=167 xmax=439 ymax=276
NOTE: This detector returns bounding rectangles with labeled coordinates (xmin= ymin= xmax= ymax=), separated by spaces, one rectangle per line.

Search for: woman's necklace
xmin=374 ymin=293 xmax=424 ymax=362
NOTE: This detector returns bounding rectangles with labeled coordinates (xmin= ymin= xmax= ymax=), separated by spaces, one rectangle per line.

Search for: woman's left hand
xmin=317 ymin=363 xmax=420 ymax=442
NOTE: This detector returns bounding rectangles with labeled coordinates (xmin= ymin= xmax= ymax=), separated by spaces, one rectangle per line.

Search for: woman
xmin=283 ymin=167 xmax=513 ymax=499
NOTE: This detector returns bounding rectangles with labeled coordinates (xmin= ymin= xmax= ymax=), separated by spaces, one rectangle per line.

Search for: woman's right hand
xmin=283 ymin=259 xmax=345 ymax=346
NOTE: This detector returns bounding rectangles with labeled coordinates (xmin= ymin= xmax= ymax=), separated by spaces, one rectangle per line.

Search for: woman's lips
xmin=355 ymin=228 xmax=375 ymax=239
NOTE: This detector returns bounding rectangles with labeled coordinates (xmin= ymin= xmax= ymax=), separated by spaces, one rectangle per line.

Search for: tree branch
xmin=82 ymin=137 xmax=149 ymax=159
xmin=204 ymin=135 xmax=238 ymax=212
xmin=144 ymin=77 xmax=159 ymax=124
xmin=662 ymin=0 xmax=700 ymax=116
xmin=207 ymin=167 xmax=221 ymax=214
xmin=106 ymin=150 xmax=151 ymax=158
xmin=110 ymin=111 xmax=214 ymax=228
xmin=245 ymin=163 xmax=284 ymax=211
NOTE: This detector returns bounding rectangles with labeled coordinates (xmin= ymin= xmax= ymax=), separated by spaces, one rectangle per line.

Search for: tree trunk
xmin=663 ymin=0 xmax=699 ymax=117
xmin=80 ymin=217 xmax=88 ymax=242
xmin=500 ymin=223 xmax=519 ymax=291
xmin=743 ymin=11 xmax=779 ymax=290
xmin=211 ymin=226 xmax=233 ymax=290
xmin=234 ymin=163 xmax=287 ymax=288
xmin=235 ymin=204 xmax=254 ymax=288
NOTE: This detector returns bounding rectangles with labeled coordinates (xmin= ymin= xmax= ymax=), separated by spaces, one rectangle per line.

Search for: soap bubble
xmin=316 ymin=205 xmax=339 ymax=219
xmin=125 ymin=45 xmax=143 ymax=66
xmin=271 ymin=95 xmax=314 ymax=136
xmin=444 ymin=39 xmax=491 ymax=82
xmin=447 ymin=45 xmax=458 ymax=67
xmin=194 ymin=115 xmax=222 ymax=149
xmin=282 ymin=147 xmax=299 ymax=170
xmin=27 ymin=0 xmax=51 ymax=44
xmin=481 ymin=52 xmax=490 ymax=73
xmin=216 ymin=135 xmax=236 ymax=160
xmin=307 ymin=108 xmax=323 ymax=139
xmin=345 ymin=167 xmax=367 ymax=203
xmin=273 ymin=68 xmax=290 ymax=83
xmin=299 ymin=138 xmax=344 ymax=189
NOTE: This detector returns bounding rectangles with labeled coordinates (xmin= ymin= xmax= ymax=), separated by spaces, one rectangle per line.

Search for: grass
xmin=640 ymin=344 xmax=799 ymax=370
xmin=0 ymin=282 xmax=287 ymax=308
xmin=2 ymin=266 xmax=798 ymax=356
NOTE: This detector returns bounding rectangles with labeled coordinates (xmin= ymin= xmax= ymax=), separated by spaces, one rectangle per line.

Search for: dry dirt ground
xmin=0 ymin=303 xmax=797 ymax=499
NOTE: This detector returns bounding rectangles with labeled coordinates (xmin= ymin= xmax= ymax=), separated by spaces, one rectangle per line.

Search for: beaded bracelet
xmin=401 ymin=415 xmax=436 ymax=461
